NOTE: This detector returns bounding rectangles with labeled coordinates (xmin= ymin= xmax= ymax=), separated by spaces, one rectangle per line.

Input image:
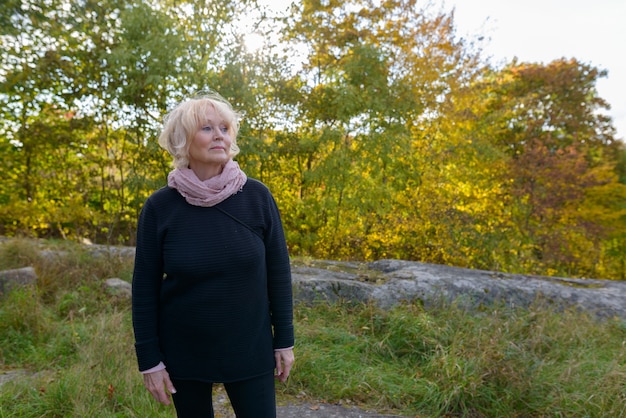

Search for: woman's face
xmin=187 ymin=106 xmax=233 ymax=176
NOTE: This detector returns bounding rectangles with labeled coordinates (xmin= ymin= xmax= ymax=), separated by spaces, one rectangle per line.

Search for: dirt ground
xmin=276 ymin=402 xmax=409 ymax=417
xmin=212 ymin=385 xmax=409 ymax=418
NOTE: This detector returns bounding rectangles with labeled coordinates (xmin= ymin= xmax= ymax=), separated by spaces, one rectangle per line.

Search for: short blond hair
xmin=158 ymin=93 xmax=241 ymax=169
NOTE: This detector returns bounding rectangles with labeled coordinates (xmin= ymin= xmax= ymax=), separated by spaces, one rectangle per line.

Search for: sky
xmin=444 ymin=0 xmax=626 ymax=141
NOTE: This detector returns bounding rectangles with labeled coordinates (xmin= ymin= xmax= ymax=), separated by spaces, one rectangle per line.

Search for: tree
xmin=0 ymin=0 xmax=243 ymax=242
xmin=480 ymin=59 xmax=618 ymax=156
xmin=474 ymin=59 xmax=626 ymax=278
xmin=277 ymin=0 xmax=484 ymax=259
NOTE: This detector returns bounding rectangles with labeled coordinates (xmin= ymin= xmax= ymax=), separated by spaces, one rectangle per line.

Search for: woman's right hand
xmin=143 ymin=368 xmax=177 ymax=405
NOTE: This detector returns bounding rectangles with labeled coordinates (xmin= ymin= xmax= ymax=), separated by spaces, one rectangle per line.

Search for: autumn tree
xmin=0 ymin=0 xmax=254 ymax=242
xmin=472 ymin=59 xmax=626 ymax=278
xmin=276 ymin=0 xmax=487 ymax=259
xmin=1 ymin=0 xmax=624 ymax=279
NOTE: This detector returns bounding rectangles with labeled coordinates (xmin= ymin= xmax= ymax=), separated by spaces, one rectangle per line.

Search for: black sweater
xmin=132 ymin=178 xmax=294 ymax=382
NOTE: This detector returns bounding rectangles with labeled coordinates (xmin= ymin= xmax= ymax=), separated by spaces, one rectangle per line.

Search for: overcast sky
xmin=446 ymin=0 xmax=626 ymax=141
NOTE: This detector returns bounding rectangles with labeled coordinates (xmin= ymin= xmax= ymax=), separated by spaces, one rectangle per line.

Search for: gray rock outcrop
xmin=104 ymin=278 xmax=132 ymax=297
xmin=1 ymin=244 xmax=624 ymax=320
xmin=293 ymin=260 xmax=626 ymax=320
xmin=0 ymin=267 xmax=37 ymax=297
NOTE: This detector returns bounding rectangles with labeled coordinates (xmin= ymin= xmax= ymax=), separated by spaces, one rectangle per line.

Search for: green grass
xmin=283 ymin=300 xmax=626 ymax=416
xmin=1 ymin=238 xmax=625 ymax=417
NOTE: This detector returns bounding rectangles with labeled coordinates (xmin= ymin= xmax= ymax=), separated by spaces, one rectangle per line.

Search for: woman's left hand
xmin=274 ymin=348 xmax=295 ymax=382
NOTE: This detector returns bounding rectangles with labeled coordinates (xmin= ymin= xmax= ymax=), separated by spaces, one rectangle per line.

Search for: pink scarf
xmin=167 ymin=160 xmax=247 ymax=207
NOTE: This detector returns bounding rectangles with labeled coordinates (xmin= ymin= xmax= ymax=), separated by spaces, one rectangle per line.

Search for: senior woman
xmin=132 ymin=92 xmax=294 ymax=418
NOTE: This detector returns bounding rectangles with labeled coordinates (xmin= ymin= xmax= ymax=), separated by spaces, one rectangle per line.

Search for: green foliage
xmin=1 ymin=0 xmax=625 ymax=279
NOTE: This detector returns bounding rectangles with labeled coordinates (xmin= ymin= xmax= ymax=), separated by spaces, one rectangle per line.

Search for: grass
xmin=286 ymin=300 xmax=626 ymax=416
xmin=1 ymin=237 xmax=625 ymax=417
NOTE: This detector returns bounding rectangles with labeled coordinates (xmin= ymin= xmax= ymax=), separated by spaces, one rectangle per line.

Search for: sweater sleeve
xmin=132 ymin=198 xmax=165 ymax=371
xmin=264 ymin=192 xmax=295 ymax=350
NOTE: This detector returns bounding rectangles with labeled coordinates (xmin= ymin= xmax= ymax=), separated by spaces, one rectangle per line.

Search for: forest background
xmin=1 ymin=0 xmax=625 ymax=281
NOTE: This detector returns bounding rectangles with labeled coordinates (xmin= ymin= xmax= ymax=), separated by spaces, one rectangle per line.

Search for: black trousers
xmin=171 ymin=372 xmax=276 ymax=418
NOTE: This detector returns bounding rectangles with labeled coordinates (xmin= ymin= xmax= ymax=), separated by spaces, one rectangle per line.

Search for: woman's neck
xmin=188 ymin=162 xmax=224 ymax=181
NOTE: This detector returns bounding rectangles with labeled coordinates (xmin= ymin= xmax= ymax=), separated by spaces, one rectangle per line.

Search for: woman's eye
xmin=202 ymin=126 xmax=212 ymax=131
xmin=220 ymin=126 xmax=228 ymax=133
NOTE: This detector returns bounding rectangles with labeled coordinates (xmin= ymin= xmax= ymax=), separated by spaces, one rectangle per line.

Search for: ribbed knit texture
xmin=132 ymin=178 xmax=294 ymax=383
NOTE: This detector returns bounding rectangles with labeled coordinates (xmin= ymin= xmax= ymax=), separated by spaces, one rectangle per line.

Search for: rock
xmin=0 ymin=267 xmax=37 ymax=297
xmin=0 ymin=370 xmax=29 ymax=387
xmin=85 ymin=245 xmax=136 ymax=259
xmin=2 ymin=243 xmax=624 ymax=321
xmin=104 ymin=278 xmax=132 ymax=297
xmin=293 ymin=266 xmax=375 ymax=304
xmin=292 ymin=260 xmax=626 ymax=320
xmin=39 ymin=245 xmax=135 ymax=261
xmin=277 ymin=402 xmax=399 ymax=417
